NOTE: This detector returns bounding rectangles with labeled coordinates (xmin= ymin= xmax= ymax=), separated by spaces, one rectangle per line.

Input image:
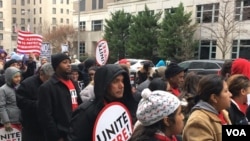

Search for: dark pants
xmin=22 ymin=127 xmax=45 ymax=141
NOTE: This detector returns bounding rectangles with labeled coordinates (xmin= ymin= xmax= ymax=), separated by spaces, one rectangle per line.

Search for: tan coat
xmin=182 ymin=109 xmax=222 ymax=141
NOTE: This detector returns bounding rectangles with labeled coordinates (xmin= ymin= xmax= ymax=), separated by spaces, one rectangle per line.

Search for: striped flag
xmin=17 ymin=30 xmax=43 ymax=55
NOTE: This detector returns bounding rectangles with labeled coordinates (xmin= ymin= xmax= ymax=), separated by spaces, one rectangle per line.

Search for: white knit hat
xmin=136 ymin=88 xmax=180 ymax=126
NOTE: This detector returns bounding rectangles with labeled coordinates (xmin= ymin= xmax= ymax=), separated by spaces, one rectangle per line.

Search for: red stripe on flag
xmin=17 ymin=30 xmax=43 ymax=55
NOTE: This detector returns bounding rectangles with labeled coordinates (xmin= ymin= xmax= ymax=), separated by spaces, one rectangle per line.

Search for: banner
xmin=17 ymin=30 xmax=43 ymax=55
xmin=61 ymin=44 xmax=69 ymax=53
xmin=93 ymin=102 xmax=133 ymax=141
xmin=0 ymin=126 xmax=22 ymax=141
xmin=40 ymin=42 xmax=52 ymax=62
xmin=96 ymin=40 xmax=109 ymax=66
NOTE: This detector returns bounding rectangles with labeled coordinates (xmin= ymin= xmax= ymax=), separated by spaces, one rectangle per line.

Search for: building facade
xmin=75 ymin=0 xmax=250 ymax=60
xmin=0 ymin=0 xmax=73 ymax=54
xmin=1 ymin=0 xmax=249 ymax=60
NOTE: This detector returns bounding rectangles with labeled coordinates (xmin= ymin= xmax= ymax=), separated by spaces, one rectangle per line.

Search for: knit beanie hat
xmin=136 ymin=88 xmax=180 ymax=126
xmin=4 ymin=59 xmax=18 ymax=70
xmin=10 ymin=53 xmax=23 ymax=61
xmin=51 ymin=53 xmax=70 ymax=71
xmin=231 ymin=58 xmax=250 ymax=79
xmin=165 ymin=62 xmax=187 ymax=79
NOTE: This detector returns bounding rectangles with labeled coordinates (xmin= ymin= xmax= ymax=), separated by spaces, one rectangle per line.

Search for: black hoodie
xmin=68 ymin=64 xmax=137 ymax=141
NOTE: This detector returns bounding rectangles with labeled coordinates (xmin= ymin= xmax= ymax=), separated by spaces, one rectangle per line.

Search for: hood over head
xmin=0 ymin=49 xmax=7 ymax=57
xmin=94 ymin=64 xmax=138 ymax=123
xmin=94 ymin=64 xmax=132 ymax=103
xmin=5 ymin=66 xmax=21 ymax=86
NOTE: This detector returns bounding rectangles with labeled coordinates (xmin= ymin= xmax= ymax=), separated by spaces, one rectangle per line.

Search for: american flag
xmin=17 ymin=30 xmax=43 ymax=55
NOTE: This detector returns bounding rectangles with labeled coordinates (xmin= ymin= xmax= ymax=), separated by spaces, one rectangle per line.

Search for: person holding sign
xmin=68 ymin=64 xmax=138 ymax=141
xmin=130 ymin=88 xmax=184 ymax=141
xmin=0 ymin=67 xmax=22 ymax=131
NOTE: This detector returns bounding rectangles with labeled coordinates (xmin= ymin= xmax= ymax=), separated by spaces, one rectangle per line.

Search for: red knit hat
xmin=231 ymin=58 xmax=250 ymax=79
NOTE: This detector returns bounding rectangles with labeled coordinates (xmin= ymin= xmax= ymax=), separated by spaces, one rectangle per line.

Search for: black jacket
xmin=16 ymin=75 xmax=43 ymax=136
xmin=38 ymin=74 xmax=82 ymax=141
xmin=228 ymin=100 xmax=248 ymax=125
xmin=68 ymin=64 xmax=138 ymax=141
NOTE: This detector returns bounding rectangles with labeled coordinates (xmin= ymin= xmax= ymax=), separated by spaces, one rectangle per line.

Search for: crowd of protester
xmin=1 ymin=48 xmax=250 ymax=141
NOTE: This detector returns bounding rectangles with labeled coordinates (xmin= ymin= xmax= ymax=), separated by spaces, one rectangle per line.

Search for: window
xmin=196 ymin=3 xmax=219 ymax=23
xmin=0 ymin=0 xmax=2 ymax=8
xmin=12 ymin=8 xmax=16 ymax=14
xmin=0 ymin=22 xmax=3 ymax=30
xmin=21 ymin=9 xmax=25 ymax=15
xmin=34 ymin=0 xmax=35 ymax=4
xmin=235 ymin=0 xmax=250 ymax=21
xmin=27 ymin=0 xmax=30 ymax=4
xmin=40 ymin=7 xmax=42 ymax=14
xmin=165 ymin=8 xmax=177 ymax=14
xmin=79 ymin=42 xmax=85 ymax=56
xmin=12 ymin=25 xmax=16 ymax=33
xmin=61 ymin=8 xmax=63 ymax=14
xmin=61 ymin=18 xmax=63 ymax=23
xmin=12 ymin=0 xmax=16 ymax=5
xmin=92 ymin=20 xmax=102 ymax=31
xmin=99 ymin=0 xmax=103 ymax=9
xmin=21 ymin=0 xmax=25 ymax=5
xmin=53 ymin=8 xmax=56 ymax=14
xmin=40 ymin=17 xmax=42 ymax=24
xmin=0 ymin=34 xmax=3 ymax=40
xmin=66 ymin=19 xmax=69 ymax=24
xmin=205 ymin=62 xmax=220 ymax=69
xmin=92 ymin=0 xmax=96 ymax=10
xmin=61 ymin=0 xmax=63 ymax=4
xmin=92 ymin=0 xmax=103 ymax=10
xmin=80 ymin=0 xmax=86 ymax=11
xmin=67 ymin=9 xmax=69 ymax=14
xmin=67 ymin=0 xmax=69 ymax=4
xmin=52 ymin=18 xmax=57 ymax=24
xmin=12 ymin=17 xmax=16 ymax=24
xmin=34 ymin=18 xmax=36 ymax=24
xmin=21 ymin=18 xmax=25 ymax=24
xmin=79 ymin=21 xmax=85 ymax=31
xmin=34 ymin=8 xmax=36 ymax=14
xmin=12 ymin=35 xmax=17 ymax=41
xmin=199 ymin=40 xmax=217 ymax=59
xmin=40 ymin=0 xmax=42 ymax=4
xmin=232 ymin=40 xmax=250 ymax=59
xmin=53 ymin=0 xmax=56 ymax=4
xmin=189 ymin=62 xmax=204 ymax=69
xmin=0 ymin=12 xmax=2 ymax=19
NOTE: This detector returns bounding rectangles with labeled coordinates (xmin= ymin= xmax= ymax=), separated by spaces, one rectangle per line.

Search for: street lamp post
xmin=77 ymin=0 xmax=81 ymax=60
